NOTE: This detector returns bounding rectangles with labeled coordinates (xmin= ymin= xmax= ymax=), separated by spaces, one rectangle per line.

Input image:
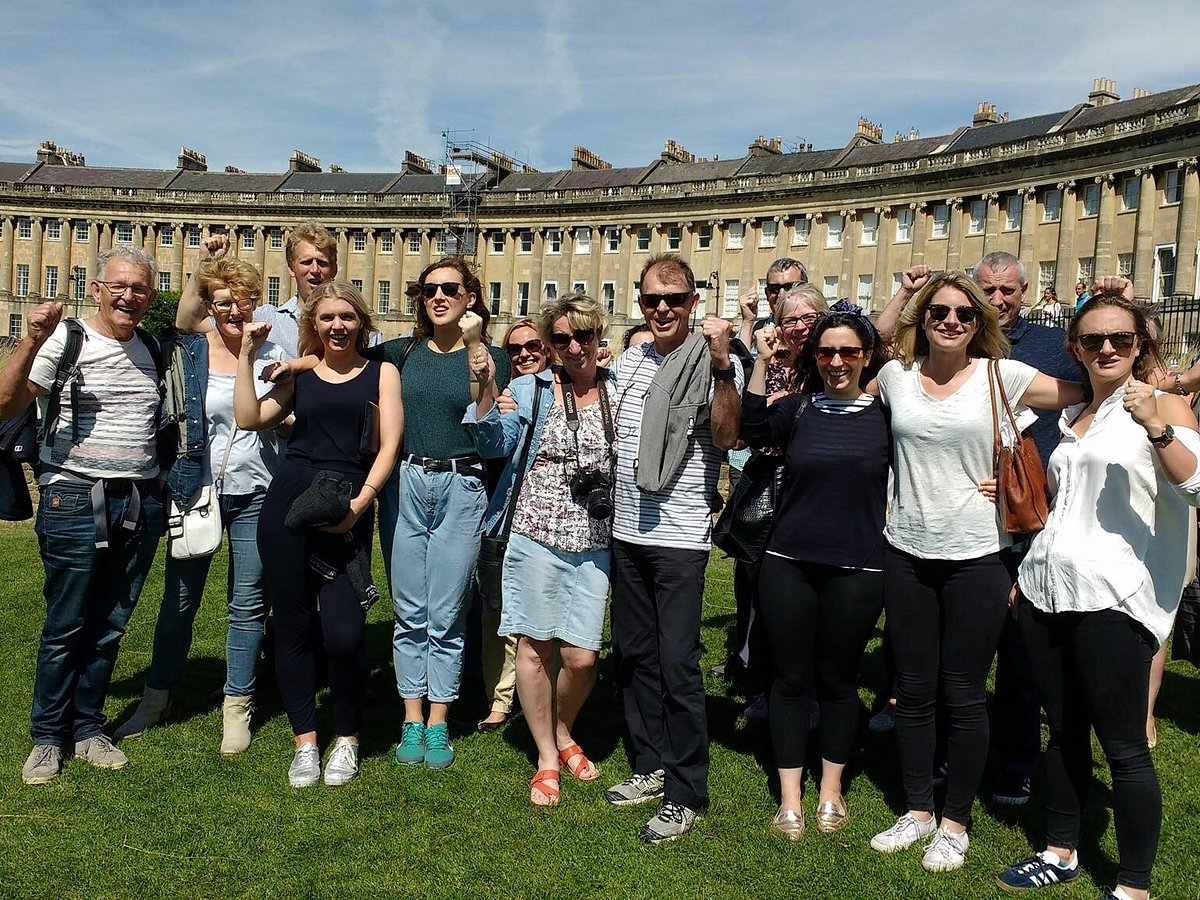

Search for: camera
xmin=569 ymin=468 xmax=613 ymax=520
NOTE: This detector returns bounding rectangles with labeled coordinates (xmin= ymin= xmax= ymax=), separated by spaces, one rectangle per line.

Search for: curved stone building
xmin=1 ymin=77 xmax=1198 ymax=340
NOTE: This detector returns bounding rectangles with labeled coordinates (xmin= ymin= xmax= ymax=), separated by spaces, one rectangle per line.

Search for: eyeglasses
xmin=1075 ymin=331 xmax=1137 ymax=353
xmin=637 ymin=292 xmax=692 ymax=309
xmin=764 ymin=279 xmax=806 ymax=296
xmin=779 ymin=313 xmax=821 ymax=329
xmin=212 ymin=297 xmax=256 ymax=313
xmin=421 ymin=281 xmax=462 ymax=299
xmin=926 ymin=304 xmax=980 ymax=324
xmin=815 ymin=345 xmax=865 ymax=362
xmin=505 ymin=339 xmax=544 ymax=357
xmin=548 ymin=328 xmax=597 ymax=350
xmin=97 ymin=281 xmax=153 ymax=300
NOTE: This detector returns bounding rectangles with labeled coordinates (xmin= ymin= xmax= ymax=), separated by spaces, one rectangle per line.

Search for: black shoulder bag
xmin=477 ymin=381 xmax=544 ymax=611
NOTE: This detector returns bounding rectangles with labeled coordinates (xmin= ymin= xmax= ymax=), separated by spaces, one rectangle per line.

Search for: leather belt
xmin=405 ymin=454 xmax=485 ymax=478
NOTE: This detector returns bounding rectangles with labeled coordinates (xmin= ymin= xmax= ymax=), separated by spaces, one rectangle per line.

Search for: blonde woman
xmin=867 ymin=273 xmax=1080 ymax=871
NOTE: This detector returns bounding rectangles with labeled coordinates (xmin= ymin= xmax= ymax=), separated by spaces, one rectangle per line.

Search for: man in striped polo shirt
xmin=603 ymin=254 xmax=743 ymax=843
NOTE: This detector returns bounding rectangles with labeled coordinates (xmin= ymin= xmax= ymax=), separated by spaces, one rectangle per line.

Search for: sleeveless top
xmin=286 ymin=360 xmax=382 ymax=476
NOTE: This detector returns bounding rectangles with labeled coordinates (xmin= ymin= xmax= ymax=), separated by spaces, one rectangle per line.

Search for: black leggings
xmin=758 ymin=556 xmax=883 ymax=770
xmin=883 ymin=544 xmax=1009 ymax=823
xmin=1019 ymin=601 xmax=1159 ymax=891
xmin=259 ymin=463 xmax=370 ymax=737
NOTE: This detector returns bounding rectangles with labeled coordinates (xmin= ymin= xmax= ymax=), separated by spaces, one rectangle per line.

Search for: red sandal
xmin=530 ymin=769 xmax=560 ymax=806
xmin=557 ymin=743 xmax=599 ymax=782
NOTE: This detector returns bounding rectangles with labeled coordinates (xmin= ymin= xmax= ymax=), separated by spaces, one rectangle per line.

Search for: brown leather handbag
xmin=988 ymin=359 xmax=1050 ymax=535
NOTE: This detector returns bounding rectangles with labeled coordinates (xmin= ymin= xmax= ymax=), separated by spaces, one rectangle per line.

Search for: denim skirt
xmin=498 ymin=531 xmax=610 ymax=651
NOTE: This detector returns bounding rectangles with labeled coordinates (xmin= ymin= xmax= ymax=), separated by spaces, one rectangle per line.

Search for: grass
xmin=0 ymin=518 xmax=1198 ymax=899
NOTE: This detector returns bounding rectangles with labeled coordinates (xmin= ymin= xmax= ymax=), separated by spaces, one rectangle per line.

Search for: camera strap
xmin=557 ymin=365 xmax=615 ymax=479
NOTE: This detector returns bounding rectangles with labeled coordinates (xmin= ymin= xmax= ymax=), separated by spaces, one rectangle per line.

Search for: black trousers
xmin=991 ymin=550 xmax=1042 ymax=779
xmin=1019 ymin=602 xmax=1159 ymax=891
xmin=883 ymin=544 xmax=1010 ymax=823
xmin=611 ymin=539 xmax=710 ymax=812
xmin=758 ymin=556 xmax=882 ymax=769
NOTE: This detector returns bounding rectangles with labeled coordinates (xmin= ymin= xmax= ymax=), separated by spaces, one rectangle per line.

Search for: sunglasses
xmin=638 ymin=292 xmax=692 ymax=309
xmin=505 ymin=339 xmax=544 ymax=357
xmin=548 ymin=328 xmax=597 ymax=350
xmin=926 ymin=303 xmax=980 ymax=324
xmin=1075 ymin=331 xmax=1137 ymax=353
xmin=815 ymin=345 xmax=865 ymax=362
xmin=764 ymin=279 xmax=806 ymax=296
xmin=421 ymin=281 xmax=462 ymax=299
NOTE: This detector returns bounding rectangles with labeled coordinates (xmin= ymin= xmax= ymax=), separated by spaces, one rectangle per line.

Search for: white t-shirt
xmin=878 ymin=356 xmax=1038 ymax=560
xmin=30 ymin=320 xmax=160 ymax=481
xmin=204 ymin=342 xmax=286 ymax=496
xmin=612 ymin=340 xmax=744 ymax=551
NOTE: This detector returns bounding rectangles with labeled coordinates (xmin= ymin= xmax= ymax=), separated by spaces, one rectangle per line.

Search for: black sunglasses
xmin=505 ymin=339 xmax=544 ymax=357
xmin=926 ymin=303 xmax=980 ymax=324
xmin=814 ymin=345 xmax=865 ymax=362
xmin=548 ymin=328 xmax=597 ymax=350
xmin=421 ymin=281 xmax=462 ymax=299
xmin=1075 ymin=331 xmax=1137 ymax=352
xmin=638 ymin=292 xmax=692 ymax=309
xmin=764 ymin=279 xmax=806 ymax=296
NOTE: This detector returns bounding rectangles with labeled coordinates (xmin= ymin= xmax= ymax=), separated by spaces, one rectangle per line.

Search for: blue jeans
xmin=31 ymin=480 xmax=163 ymax=746
xmin=147 ymin=492 xmax=267 ymax=697
xmin=380 ymin=461 xmax=486 ymax=703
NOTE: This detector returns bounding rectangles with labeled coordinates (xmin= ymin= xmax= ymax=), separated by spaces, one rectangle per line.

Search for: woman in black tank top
xmin=235 ymin=282 xmax=402 ymax=788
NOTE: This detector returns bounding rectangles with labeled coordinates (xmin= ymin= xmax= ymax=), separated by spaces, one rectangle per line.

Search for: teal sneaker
xmin=394 ymin=721 xmax=426 ymax=766
xmin=423 ymin=722 xmax=455 ymax=769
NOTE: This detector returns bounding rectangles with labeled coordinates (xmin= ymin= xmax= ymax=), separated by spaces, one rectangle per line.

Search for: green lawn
xmin=0 ymin=519 xmax=1197 ymax=899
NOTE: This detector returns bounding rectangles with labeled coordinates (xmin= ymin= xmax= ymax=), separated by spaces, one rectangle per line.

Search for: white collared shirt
xmin=1018 ymin=387 xmax=1200 ymax=644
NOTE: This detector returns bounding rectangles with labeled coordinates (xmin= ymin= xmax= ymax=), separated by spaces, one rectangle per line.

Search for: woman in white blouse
xmin=866 ymin=272 xmax=1080 ymax=872
xmin=995 ymin=295 xmax=1200 ymax=900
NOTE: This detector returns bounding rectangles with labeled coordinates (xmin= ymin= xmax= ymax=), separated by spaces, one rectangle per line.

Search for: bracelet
xmin=712 ymin=365 xmax=736 ymax=382
xmin=361 ymin=483 xmax=379 ymax=497
xmin=1174 ymin=372 xmax=1187 ymax=395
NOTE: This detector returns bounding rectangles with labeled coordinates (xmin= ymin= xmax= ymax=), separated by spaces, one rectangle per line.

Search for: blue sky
xmin=3 ymin=1 xmax=1199 ymax=174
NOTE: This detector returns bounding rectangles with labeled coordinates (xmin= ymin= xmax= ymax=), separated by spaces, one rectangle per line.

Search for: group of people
xmin=3 ymin=216 xmax=1196 ymax=895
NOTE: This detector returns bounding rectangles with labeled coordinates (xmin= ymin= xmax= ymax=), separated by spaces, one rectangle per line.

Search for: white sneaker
xmin=323 ymin=737 xmax=360 ymax=786
xmin=921 ymin=825 xmax=969 ymax=872
xmin=288 ymin=742 xmax=321 ymax=788
xmin=870 ymin=812 xmax=938 ymax=853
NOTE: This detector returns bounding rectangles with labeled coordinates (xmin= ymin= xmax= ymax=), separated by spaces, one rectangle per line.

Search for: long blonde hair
xmin=893 ymin=272 xmax=1009 ymax=363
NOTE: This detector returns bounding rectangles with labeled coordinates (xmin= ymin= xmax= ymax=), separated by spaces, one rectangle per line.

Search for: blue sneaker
xmin=423 ymin=722 xmax=455 ymax=769
xmin=394 ymin=721 xmax=426 ymax=766
xmin=996 ymin=850 xmax=1079 ymax=892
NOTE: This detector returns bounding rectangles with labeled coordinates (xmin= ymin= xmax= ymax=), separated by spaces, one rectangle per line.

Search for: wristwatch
xmin=712 ymin=365 xmax=736 ymax=382
xmin=1149 ymin=424 xmax=1176 ymax=447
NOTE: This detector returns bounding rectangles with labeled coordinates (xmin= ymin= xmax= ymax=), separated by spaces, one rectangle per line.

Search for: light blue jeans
xmin=380 ymin=461 xmax=486 ymax=703
xmin=147 ymin=492 xmax=267 ymax=697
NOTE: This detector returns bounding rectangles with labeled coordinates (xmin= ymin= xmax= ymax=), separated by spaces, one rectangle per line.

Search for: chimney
xmin=289 ymin=149 xmax=321 ymax=173
xmin=571 ymin=145 xmax=612 ymax=171
xmin=402 ymin=151 xmax=434 ymax=175
xmin=178 ymin=146 xmax=208 ymax=171
xmin=661 ymin=139 xmax=696 ymax=165
xmin=328 ymin=163 xmax=346 ymax=173
xmin=1088 ymin=77 xmax=1120 ymax=107
xmin=224 ymin=165 xmax=245 ymax=174
xmin=521 ymin=164 xmax=541 ymax=173
xmin=63 ymin=151 xmax=85 ymax=166
xmin=855 ymin=118 xmax=884 ymax=143
xmin=1132 ymin=87 xmax=1152 ymax=99
xmin=748 ymin=135 xmax=783 ymax=158
xmin=36 ymin=140 xmax=66 ymax=166
xmin=973 ymin=102 xmax=1000 ymax=126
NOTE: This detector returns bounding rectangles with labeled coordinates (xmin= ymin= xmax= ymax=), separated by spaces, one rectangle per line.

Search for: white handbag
xmin=166 ymin=428 xmax=234 ymax=560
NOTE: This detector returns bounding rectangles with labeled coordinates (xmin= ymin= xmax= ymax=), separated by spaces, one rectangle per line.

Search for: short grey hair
xmin=970 ymin=252 xmax=1026 ymax=285
xmin=94 ymin=246 xmax=158 ymax=285
xmin=766 ymin=257 xmax=809 ymax=282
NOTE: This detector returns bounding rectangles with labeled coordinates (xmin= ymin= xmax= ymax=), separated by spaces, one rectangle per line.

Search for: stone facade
xmin=1 ymin=80 xmax=1198 ymax=339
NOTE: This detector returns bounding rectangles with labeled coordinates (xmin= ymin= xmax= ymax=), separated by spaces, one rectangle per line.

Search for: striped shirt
xmin=30 ymin=319 xmax=160 ymax=480
xmin=612 ymin=340 xmax=744 ymax=550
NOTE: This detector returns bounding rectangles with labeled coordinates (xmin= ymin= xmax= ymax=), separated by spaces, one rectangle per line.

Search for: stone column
xmin=1093 ymin=174 xmax=1117 ymax=277
xmin=29 ymin=217 xmax=43 ymax=298
xmin=871 ymin=208 xmax=890 ymax=312
xmin=839 ymin=210 xmax=856 ymax=297
xmin=1054 ymin=181 xmax=1077 ymax=299
xmin=561 ymin=226 xmax=575 ymax=288
xmin=505 ymin=228 xmax=518 ymax=317
xmin=911 ymin=203 xmax=928 ymax=264
xmin=90 ymin=221 xmax=104 ymax=277
xmin=617 ymin=226 xmax=635 ymax=319
xmin=171 ymin=223 xmax=185 ymax=291
xmin=56 ymin=219 xmax=71 ymax=299
xmin=983 ymin=193 xmax=1000 ymax=255
xmin=99 ymin=221 xmax=113 ymax=255
xmin=738 ymin=218 xmax=755 ymax=295
xmin=135 ymin=222 xmax=148 ymax=250
xmin=418 ymin=228 xmax=432 ymax=273
xmin=1174 ymin=159 xmax=1200 ymax=298
xmin=1017 ymin=187 xmax=1038 ymax=279
xmin=362 ymin=229 xmax=377 ymax=309
xmin=945 ymin=199 xmax=963 ymax=271
xmin=0 ymin=216 xmax=13 ymax=296
xmin=390 ymin=228 xmax=404 ymax=314
xmin=587 ymin=228 xmax=602 ymax=309
xmin=650 ymin=222 xmax=664 ymax=257
xmin=336 ymin=228 xmax=349 ymax=276
xmin=255 ymin=226 xmax=266 ymax=276
xmin=1134 ymin=168 xmax=1158 ymax=299
xmin=530 ymin=227 xmax=545 ymax=307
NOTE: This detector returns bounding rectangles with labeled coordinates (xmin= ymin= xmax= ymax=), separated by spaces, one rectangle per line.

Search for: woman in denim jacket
xmin=117 ymin=258 xmax=286 ymax=755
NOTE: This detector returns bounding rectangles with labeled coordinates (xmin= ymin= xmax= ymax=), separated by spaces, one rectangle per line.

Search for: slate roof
xmin=24 ymin=165 xmax=174 ymax=189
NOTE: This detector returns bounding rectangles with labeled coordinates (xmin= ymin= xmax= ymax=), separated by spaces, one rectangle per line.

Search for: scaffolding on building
xmin=441 ymin=131 xmax=532 ymax=257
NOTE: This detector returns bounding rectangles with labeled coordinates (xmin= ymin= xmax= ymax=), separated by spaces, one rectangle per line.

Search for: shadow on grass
xmin=1155 ymin=665 xmax=1200 ymax=735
